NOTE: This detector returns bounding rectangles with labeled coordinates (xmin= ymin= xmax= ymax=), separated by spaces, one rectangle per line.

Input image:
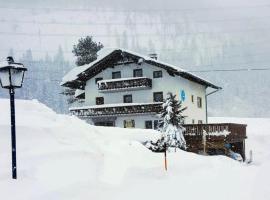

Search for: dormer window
xmin=112 ymin=71 xmax=121 ymax=79
xmin=133 ymin=69 xmax=143 ymax=77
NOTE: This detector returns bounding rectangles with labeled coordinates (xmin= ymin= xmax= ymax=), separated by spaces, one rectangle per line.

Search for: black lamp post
xmin=0 ymin=57 xmax=27 ymax=179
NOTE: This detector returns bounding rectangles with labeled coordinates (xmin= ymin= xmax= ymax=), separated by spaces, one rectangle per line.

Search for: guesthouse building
xmin=61 ymin=48 xmax=221 ymax=129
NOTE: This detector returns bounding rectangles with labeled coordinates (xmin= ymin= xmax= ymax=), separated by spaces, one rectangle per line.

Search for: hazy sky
xmin=1 ymin=0 xmax=270 ymax=61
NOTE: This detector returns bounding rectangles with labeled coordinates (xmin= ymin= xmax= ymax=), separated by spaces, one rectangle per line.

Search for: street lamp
xmin=0 ymin=57 xmax=27 ymax=179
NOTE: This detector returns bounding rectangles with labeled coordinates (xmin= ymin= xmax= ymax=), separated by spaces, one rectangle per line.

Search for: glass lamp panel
xmin=0 ymin=68 xmax=11 ymax=88
xmin=10 ymin=68 xmax=24 ymax=88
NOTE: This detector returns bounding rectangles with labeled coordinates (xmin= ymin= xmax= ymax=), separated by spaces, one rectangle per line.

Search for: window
xmin=153 ymin=70 xmax=162 ymax=78
xmin=124 ymin=120 xmax=135 ymax=128
xmin=133 ymin=69 xmax=143 ymax=77
xmin=96 ymin=97 xmax=104 ymax=105
xmin=197 ymin=97 xmax=202 ymax=108
xmin=145 ymin=121 xmax=153 ymax=129
xmin=198 ymin=120 xmax=203 ymax=124
xmin=153 ymin=92 xmax=163 ymax=102
xmin=112 ymin=71 xmax=121 ymax=79
xmin=154 ymin=120 xmax=161 ymax=130
xmin=95 ymin=77 xmax=103 ymax=84
xmin=191 ymin=95 xmax=194 ymax=103
xmin=192 ymin=119 xmax=195 ymax=124
xmin=123 ymin=95 xmax=132 ymax=103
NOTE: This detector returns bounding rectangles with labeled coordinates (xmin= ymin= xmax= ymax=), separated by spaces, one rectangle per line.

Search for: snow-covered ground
xmin=0 ymin=99 xmax=269 ymax=200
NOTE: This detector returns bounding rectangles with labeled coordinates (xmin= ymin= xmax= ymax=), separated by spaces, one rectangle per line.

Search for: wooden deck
xmin=183 ymin=123 xmax=247 ymax=160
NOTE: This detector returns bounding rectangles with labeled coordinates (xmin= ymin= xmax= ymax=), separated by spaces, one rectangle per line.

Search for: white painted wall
xmin=115 ymin=114 xmax=158 ymax=129
xmin=84 ymin=62 xmax=207 ymax=127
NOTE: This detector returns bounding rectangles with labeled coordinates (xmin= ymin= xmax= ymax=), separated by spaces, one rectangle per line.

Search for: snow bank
xmin=0 ymin=99 xmax=270 ymax=200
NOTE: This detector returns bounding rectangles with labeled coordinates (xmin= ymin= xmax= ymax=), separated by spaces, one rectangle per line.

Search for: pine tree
xmin=159 ymin=92 xmax=187 ymax=150
xmin=72 ymin=36 xmax=103 ymax=66
xmin=146 ymin=92 xmax=187 ymax=152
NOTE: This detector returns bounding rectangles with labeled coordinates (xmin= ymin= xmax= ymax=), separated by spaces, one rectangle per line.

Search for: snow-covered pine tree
xmin=146 ymin=92 xmax=187 ymax=152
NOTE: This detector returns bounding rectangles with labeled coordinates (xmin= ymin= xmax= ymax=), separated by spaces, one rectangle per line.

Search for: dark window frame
xmin=123 ymin=94 xmax=133 ymax=103
xmin=133 ymin=68 xmax=143 ymax=77
xmin=153 ymin=70 xmax=163 ymax=78
xmin=153 ymin=92 xmax=163 ymax=102
xmin=154 ymin=120 xmax=159 ymax=130
xmin=96 ymin=97 xmax=104 ymax=105
xmin=191 ymin=95 xmax=194 ymax=103
xmin=112 ymin=71 xmax=121 ymax=79
xmin=145 ymin=120 xmax=153 ymax=129
xmin=198 ymin=120 xmax=203 ymax=124
xmin=197 ymin=97 xmax=202 ymax=108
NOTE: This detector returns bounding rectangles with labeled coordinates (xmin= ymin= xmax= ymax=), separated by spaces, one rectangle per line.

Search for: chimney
xmin=148 ymin=53 xmax=157 ymax=60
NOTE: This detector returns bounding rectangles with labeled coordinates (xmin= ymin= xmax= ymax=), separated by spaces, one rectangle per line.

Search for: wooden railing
xmin=70 ymin=102 xmax=163 ymax=117
xmin=97 ymin=77 xmax=152 ymax=92
xmin=183 ymin=123 xmax=247 ymax=160
xmin=183 ymin=123 xmax=247 ymax=143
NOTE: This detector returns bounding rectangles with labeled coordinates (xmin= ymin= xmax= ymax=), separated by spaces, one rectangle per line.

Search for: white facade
xmin=82 ymin=62 xmax=207 ymax=128
xmin=62 ymin=49 xmax=219 ymax=129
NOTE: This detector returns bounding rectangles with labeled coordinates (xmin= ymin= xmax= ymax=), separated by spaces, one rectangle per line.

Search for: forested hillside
xmin=0 ymin=0 xmax=269 ymax=116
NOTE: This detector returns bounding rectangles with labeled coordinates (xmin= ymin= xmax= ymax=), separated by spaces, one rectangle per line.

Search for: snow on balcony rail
xmin=97 ymin=77 xmax=152 ymax=92
xmin=69 ymin=102 xmax=163 ymax=117
xmin=97 ymin=76 xmax=148 ymax=83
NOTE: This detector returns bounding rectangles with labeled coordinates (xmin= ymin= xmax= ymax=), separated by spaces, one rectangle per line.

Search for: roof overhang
xmin=61 ymin=49 xmax=221 ymax=90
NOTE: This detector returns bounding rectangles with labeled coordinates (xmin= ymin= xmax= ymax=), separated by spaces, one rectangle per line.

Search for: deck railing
xmin=97 ymin=77 xmax=152 ymax=92
xmin=183 ymin=123 xmax=247 ymax=143
xmin=70 ymin=102 xmax=163 ymax=117
xmin=183 ymin=123 xmax=247 ymax=160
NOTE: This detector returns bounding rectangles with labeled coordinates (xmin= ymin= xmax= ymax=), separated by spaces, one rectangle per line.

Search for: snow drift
xmin=0 ymin=99 xmax=270 ymax=200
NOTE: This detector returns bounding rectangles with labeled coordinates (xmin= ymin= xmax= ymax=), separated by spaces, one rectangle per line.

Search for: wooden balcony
xmin=183 ymin=123 xmax=247 ymax=160
xmin=69 ymin=102 xmax=163 ymax=117
xmin=97 ymin=77 xmax=152 ymax=92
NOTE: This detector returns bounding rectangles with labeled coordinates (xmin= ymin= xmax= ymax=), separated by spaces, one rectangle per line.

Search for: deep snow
xmin=0 ymin=99 xmax=270 ymax=200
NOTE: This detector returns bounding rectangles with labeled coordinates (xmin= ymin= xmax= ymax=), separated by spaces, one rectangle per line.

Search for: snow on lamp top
xmin=0 ymin=57 xmax=27 ymax=89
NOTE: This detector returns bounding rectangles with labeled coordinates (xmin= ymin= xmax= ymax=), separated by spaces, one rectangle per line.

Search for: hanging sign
xmin=180 ymin=90 xmax=186 ymax=102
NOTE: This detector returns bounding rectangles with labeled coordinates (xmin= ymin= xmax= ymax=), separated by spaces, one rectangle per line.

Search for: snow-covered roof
xmin=61 ymin=48 xmax=220 ymax=89
xmin=0 ymin=60 xmax=26 ymax=70
xmin=74 ymin=89 xmax=85 ymax=98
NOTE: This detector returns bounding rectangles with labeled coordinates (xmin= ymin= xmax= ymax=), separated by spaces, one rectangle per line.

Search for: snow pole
xmin=164 ymin=143 xmax=167 ymax=171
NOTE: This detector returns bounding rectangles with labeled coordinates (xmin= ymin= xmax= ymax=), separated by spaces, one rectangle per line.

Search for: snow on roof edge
xmin=61 ymin=48 xmax=220 ymax=89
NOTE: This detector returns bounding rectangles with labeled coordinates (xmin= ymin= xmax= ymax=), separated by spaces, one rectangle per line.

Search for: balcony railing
xmin=70 ymin=102 xmax=162 ymax=117
xmin=97 ymin=77 xmax=152 ymax=92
